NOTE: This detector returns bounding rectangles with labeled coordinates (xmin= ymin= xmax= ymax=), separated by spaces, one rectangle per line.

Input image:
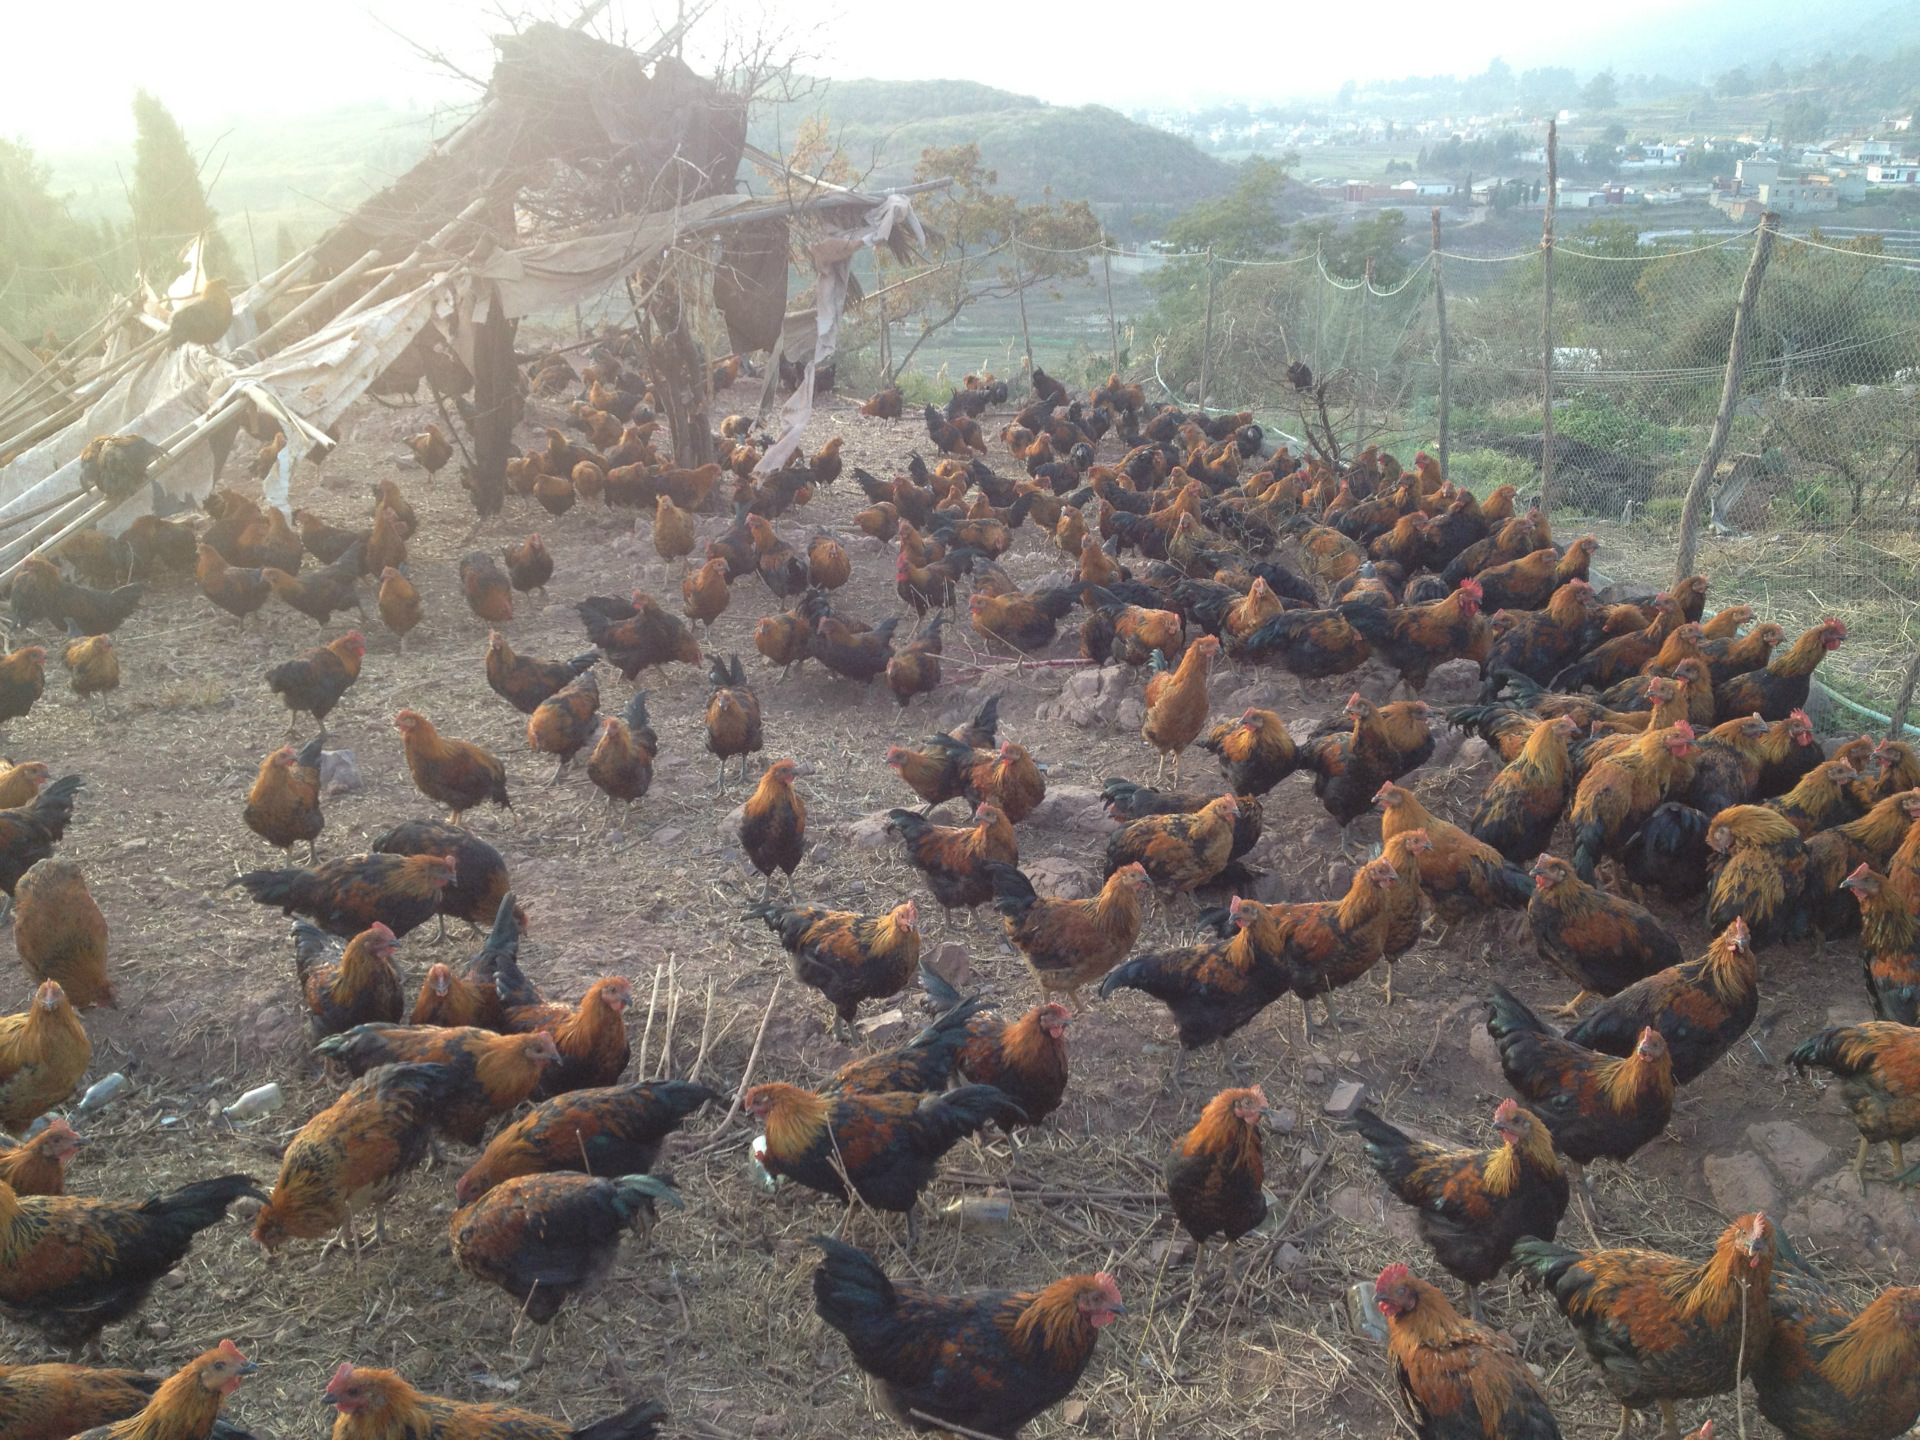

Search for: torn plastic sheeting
xmin=753 ymin=193 xmax=924 ymax=480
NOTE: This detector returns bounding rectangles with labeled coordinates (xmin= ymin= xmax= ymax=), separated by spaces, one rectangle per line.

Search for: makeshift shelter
xmin=0 ymin=10 xmax=935 ymax=583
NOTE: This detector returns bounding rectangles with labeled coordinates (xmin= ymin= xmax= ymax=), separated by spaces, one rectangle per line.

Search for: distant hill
xmin=751 ymin=79 xmax=1236 ymax=207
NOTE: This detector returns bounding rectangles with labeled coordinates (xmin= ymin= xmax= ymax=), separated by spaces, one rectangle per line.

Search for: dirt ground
xmin=0 ymin=374 xmax=1908 ymax=1440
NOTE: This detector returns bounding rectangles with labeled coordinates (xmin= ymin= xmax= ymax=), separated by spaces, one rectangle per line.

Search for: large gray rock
xmin=1453 ymin=736 xmax=1494 ymax=771
xmin=1703 ymin=1152 xmax=1780 ymax=1218
xmin=849 ymin=810 xmax=896 ymax=850
xmin=1422 ymin=659 xmax=1482 ymax=706
xmin=1028 ymin=786 xmax=1118 ymax=835
xmin=1224 ymin=683 xmax=1280 ymax=714
xmin=1746 ymin=1120 xmax=1836 ymax=1190
xmin=1597 ymin=580 xmax=1659 ymax=608
xmin=1024 ymin=856 xmax=1099 ymax=900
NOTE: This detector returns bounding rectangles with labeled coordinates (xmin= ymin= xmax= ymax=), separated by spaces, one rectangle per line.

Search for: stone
xmin=145 ymin=1322 xmax=171 ymax=1341
xmin=1328 ymin=1184 xmax=1378 ymax=1226
xmin=1024 ymin=856 xmax=1099 ymax=900
xmin=856 ymin=1009 xmax=907 ymax=1040
xmin=319 ymin=749 xmax=362 ymax=794
xmin=1062 ymin=1400 xmax=1089 ymax=1427
xmin=849 ymin=810 xmax=895 ymax=850
xmin=1468 ymin=1022 xmax=1502 ymax=1073
xmin=1424 ymin=728 xmax=1463 ymax=767
xmin=1382 ymin=1202 xmax=1422 ymax=1245
xmin=1225 ymin=683 xmax=1279 ymax=714
xmin=927 ymin=942 xmax=973 ymax=989
xmin=1276 ymin=1242 xmax=1306 ymax=1273
xmin=1597 ymin=580 xmax=1659 ymax=608
xmin=1453 ymin=737 xmax=1494 ymax=771
xmin=650 ymin=827 xmax=684 ymax=846
xmin=1703 ymin=1152 xmax=1780 ymax=1218
xmin=1268 ymin=1107 xmax=1298 ymax=1135
xmin=1286 ymin=716 xmax=1320 ymax=745
xmin=1325 ymin=1080 xmax=1369 ymax=1118
xmin=1116 ymin=698 xmax=1147 ymax=728
xmin=1422 ymin=659 xmax=1482 ymax=706
xmin=1746 ymin=1121 xmax=1836 ymax=1189
xmin=1028 ymin=786 xmax=1119 ymax=835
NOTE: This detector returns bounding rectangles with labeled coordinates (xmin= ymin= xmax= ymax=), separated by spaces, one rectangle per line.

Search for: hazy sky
xmin=0 ymin=0 xmax=1706 ymax=155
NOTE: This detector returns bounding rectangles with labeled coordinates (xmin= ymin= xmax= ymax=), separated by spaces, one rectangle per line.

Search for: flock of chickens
xmin=0 ymin=340 xmax=1913 ymax=1440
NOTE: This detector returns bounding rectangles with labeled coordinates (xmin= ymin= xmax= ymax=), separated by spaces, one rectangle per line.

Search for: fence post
xmin=1199 ymin=245 xmax=1217 ymax=410
xmin=1539 ymin=119 xmax=1558 ymax=513
xmin=1355 ymin=257 xmax=1373 ymax=449
xmin=878 ymin=295 xmax=890 ymax=382
xmin=1888 ymin=644 xmax=1920 ymax=740
xmin=1673 ymin=212 xmax=1780 ymax=585
xmin=1431 ymin=207 xmax=1450 ymax=480
xmin=1103 ymin=246 xmax=1120 ymax=374
xmin=1011 ymin=218 xmax=1035 ymax=379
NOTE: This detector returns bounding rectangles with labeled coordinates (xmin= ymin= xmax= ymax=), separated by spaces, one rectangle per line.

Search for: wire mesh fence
xmin=835 ymin=216 xmax=1920 ymax=725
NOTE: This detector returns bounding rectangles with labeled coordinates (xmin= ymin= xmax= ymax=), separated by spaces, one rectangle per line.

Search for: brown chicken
xmin=395 ymin=709 xmax=510 ymax=821
xmin=232 ymin=851 xmax=454 ymax=941
xmin=266 ymin=630 xmax=364 ymax=737
xmin=1514 ymin=1216 xmax=1775 ymax=1440
xmin=578 ymin=591 xmax=703 ymax=680
xmin=366 ymin=503 xmax=408 ymax=575
xmin=1202 ymin=708 xmax=1299 ymax=796
xmin=750 ymin=899 xmax=919 ymax=1039
xmin=956 ymin=740 xmax=1046 ymax=824
xmin=0 ymin=760 xmax=49 ymax=810
xmin=484 ymin=633 xmax=594 ymax=716
xmin=261 ymin=547 xmax=366 ymax=627
xmin=1528 ymin=854 xmax=1684 ymax=1017
xmin=1468 ymin=713 xmax=1576 ymax=864
xmin=1570 ymin=722 xmax=1698 ymax=883
xmin=919 ymin=965 xmax=1070 ymax=1134
xmin=1376 ymin=783 xmax=1532 ymax=930
xmin=0 ymin=1118 xmax=86 ymax=1197
xmin=12 ymin=858 xmax=111 ymax=1010
xmin=1098 ymin=897 xmax=1296 ymax=1061
xmin=453 ymin=1079 xmax=719 ymax=1206
xmin=410 ymin=961 xmax=503 ymax=1032
xmin=503 ymin=976 xmax=633 ymax=1099
xmin=809 ymin=1236 xmax=1120 ymax=1437
xmin=886 ymin=611 xmax=944 ymax=708
xmin=1790 ymin=1023 xmax=1920 ymax=1189
xmin=681 ymin=556 xmax=730 ymax=635
xmin=703 ymin=653 xmax=763 ymax=790
xmin=1375 ymin=1263 xmax=1562 ymax=1440
xmin=375 ymin=566 xmax=421 ymax=647
xmin=1702 ymin=802 xmax=1809 ymax=951
xmin=1166 ymin=1086 xmax=1272 ymax=1263
xmin=56 ymin=1340 xmax=257 ymax=1439
xmin=1339 ymin=578 xmax=1484 ymax=693
xmin=887 ymin=805 xmax=1018 ymax=922
xmin=988 ymin=861 xmax=1148 ymax=1009
xmin=1354 ymin=1100 xmax=1567 ymax=1321
xmin=1140 ymin=634 xmax=1220 ymax=784
xmin=1104 ymin=793 xmax=1239 ymax=893
xmin=0 ymin=981 xmax=89 ymax=1134
xmin=370 ymin=479 xmax=417 ymax=537
xmin=526 ymin=669 xmax=600 ymax=783
xmin=459 ymin=552 xmax=514 ymax=623
xmin=195 ymin=544 xmax=271 ymax=622
xmin=497 ymin=534 xmax=552 ymax=601
xmin=1714 ymin=617 xmax=1847 ymax=722
xmin=323 ymin=1363 xmax=664 ymax=1440
xmin=293 ymin=921 xmax=404 ymax=1042
xmin=1755 ymin=1259 xmax=1920 ymax=1440
xmin=1487 ymin=985 xmax=1673 ymax=1169
xmin=968 ymin=587 xmax=1076 ymax=653
xmin=314 ymin=1024 xmax=561 ymax=1146
xmin=740 ymin=757 xmax=805 ymax=896
xmin=587 ymin=689 xmax=656 ymax=826
xmin=253 ymin=1061 xmax=456 ymax=1254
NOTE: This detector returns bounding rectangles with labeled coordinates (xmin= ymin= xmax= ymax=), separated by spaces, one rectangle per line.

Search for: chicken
xmin=500 ymin=534 xmax=552 ymax=600
xmin=861 ymin=388 xmax=904 ymax=419
xmin=1714 ymin=617 xmax=1847 ymax=722
xmin=1512 ymin=1215 xmax=1776 ymax=1440
xmin=57 ymin=1339 xmax=258 ymax=1440
xmin=394 ymin=709 xmax=510 ymax=821
xmin=408 ymin=423 xmax=452 ymax=480
xmin=59 ymin=626 xmax=117 ymax=714
xmin=195 ymin=545 xmax=271 ymax=623
xmin=0 ymin=645 xmax=47 ymax=728
xmin=450 ymin=1169 xmax=681 ymax=1367
xmin=323 ymin=1363 xmax=664 ymax=1440
xmin=1487 ymin=985 xmax=1674 ymax=1170
xmin=951 ymin=740 xmax=1044 ymax=824
xmin=0 ymin=772 xmax=80 ymax=899
xmin=122 ymin=515 xmax=197 ymax=576
xmin=266 ymin=630 xmax=364 ymax=738
xmin=13 ymin=859 xmax=112 ymax=1010
xmin=1376 ymin=783 xmax=1532 ymax=930
xmin=0 ymin=760 xmax=46 ymax=811
xmin=480 ymin=635 xmax=591 ymax=718
xmin=1139 ymin=634 xmax=1220 ymax=783
xmin=1845 ymin=863 xmax=1920 ymax=1025
xmin=1080 ymin=586 xmax=1185 ymax=668
xmin=262 ymin=546 xmax=366 ymax=627
xmin=1097 ymin=896 xmax=1294 ymax=1058
xmin=0 ymin=1359 xmax=252 ymax=1440
xmin=1790 ymin=1023 xmax=1920 ymax=1189
xmin=314 ymin=1025 xmax=562 ymax=1146
xmin=1528 ymin=854 xmax=1683 ymax=1017
xmin=1166 ymin=1086 xmax=1272 ymax=1261
xmin=0 ymin=1172 xmax=265 ymax=1351
xmin=968 ymin=587 xmax=1075 ymax=653
xmin=526 ymin=669 xmax=599 ymax=784
xmin=740 ymin=757 xmax=805 ymax=897
xmin=0 ymin=1118 xmax=86 ymax=1197
xmin=501 ymin=976 xmax=633 ymax=1100
xmin=1244 ymin=858 xmax=1399 ymax=1026
xmin=459 ymin=553 xmax=514 ymax=623
xmin=368 ymin=566 xmax=421 ymax=649
xmin=811 ymin=1236 xmax=1120 ymax=1439
xmin=886 ymin=612 xmax=944 ymax=708
xmin=231 ymin=851 xmax=455 ymax=940
xmin=1353 ymin=1101 xmax=1567 ymax=1322
xmin=1753 ymin=1251 xmax=1920 ymax=1440
xmin=887 ymin=805 xmax=1018 ymax=923
xmin=370 ymin=819 xmax=513 ymax=931
xmin=1338 ymin=579 xmax=1483 ymax=693
xmin=410 ymin=960 xmax=502 ymax=1031
xmin=701 ymin=653 xmax=763 ymax=791
xmin=1703 ymin=803 xmax=1808 ymax=949
xmin=0 ymin=981 xmax=90 ymax=1134
xmin=748 ymin=1081 xmax=1011 ymax=1241
xmin=252 ymin=1061 xmax=456 ymax=1254
xmin=810 ymin=612 xmax=898 ymax=685
xmin=1374 ymin=1262 xmax=1563 ymax=1440
xmin=652 ymin=494 xmax=697 ymax=566
xmin=292 ymin=920 xmax=404 ymax=1042
xmin=587 ymin=689 xmax=656 ymax=826
xmin=919 ymin=965 xmax=1071 ymax=1134
xmin=987 ymin=861 xmax=1148 ymax=1010
xmin=1569 ymin=722 xmax=1698 ymax=883
xmin=1201 ymin=708 xmax=1299 ymax=796
xmin=366 ymin=503 xmax=408 ymax=575
xmin=749 ymin=899 xmax=919 ymax=1039
xmin=1469 ymin=715 xmax=1576 ymax=864
xmin=808 ymin=531 xmax=851 ymax=589
xmin=1104 ymin=793 xmax=1239 ymax=893
xmin=454 ymin=1080 xmax=720 ymax=1205
xmin=578 ymin=591 xmax=702 ymax=680
xmin=677 ymin=558 xmax=730 ymax=638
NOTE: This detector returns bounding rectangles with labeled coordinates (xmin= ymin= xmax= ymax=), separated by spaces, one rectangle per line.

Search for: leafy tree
xmin=1161 ymin=155 xmax=1294 ymax=259
xmin=1581 ymin=71 xmax=1618 ymax=111
xmin=0 ymin=137 xmax=121 ymax=340
xmin=1716 ymin=66 xmax=1754 ymax=97
xmin=1779 ymin=97 xmax=1830 ymax=145
xmin=1601 ymin=122 xmax=1629 ymax=147
xmin=1293 ymin=210 xmax=1409 ymax=286
xmin=131 ymin=89 xmax=234 ymax=284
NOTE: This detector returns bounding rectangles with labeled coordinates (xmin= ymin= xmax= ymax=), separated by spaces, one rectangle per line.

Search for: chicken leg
xmin=1548 ymin=989 xmax=1599 ymax=1021
xmin=1855 ymin=1135 xmax=1872 ymax=1194
xmin=1657 ymin=1398 xmax=1680 ymax=1440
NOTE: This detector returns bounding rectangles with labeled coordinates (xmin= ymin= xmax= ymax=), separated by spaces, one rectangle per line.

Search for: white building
xmin=1868 ymin=161 xmax=1920 ymax=184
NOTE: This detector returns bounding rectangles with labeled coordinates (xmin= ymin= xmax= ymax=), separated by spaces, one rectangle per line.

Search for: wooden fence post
xmin=1198 ymin=245 xmax=1216 ymax=410
xmin=1431 ymin=207 xmax=1450 ymax=480
xmin=1887 ymin=644 xmax=1920 ymax=740
xmin=1673 ymin=212 xmax=1782 ymax=584
xmin=1539 ymin=119 xmax=1558 ymax=513
xmin=1011 ymin=219 xmax=1035 ymax=379
xmin=1103 ymin=246 xmax=1120 ymax=373
xmin=1356 ymin=256 xmax=1373 ymax=449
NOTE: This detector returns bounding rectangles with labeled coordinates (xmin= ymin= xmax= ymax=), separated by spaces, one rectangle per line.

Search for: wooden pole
xmin=1356 ymin=256 xmax=1373 ymax=449
xmin=244 ymin=209 xmax=261 ymax=283
xmin=878 ymin=294 xmax=890 ymax=381
xmin=1103 ymin=246 xmax=1120 ymax=373
xmin=1198 ymin=245 xmax=1216 ymax=410
xmin=1539 ymin=120 xmax=1559 ymax=513
xmin=1673 ymin=213 xmax=1781 ymax=585
xmin=1887 ymin=644 xmax=1920 ymax=740
xmin=1011 ymin=218 xmax=1035 ymax=379
xmin=1431 ymin=207 xmax=1450 ymax=480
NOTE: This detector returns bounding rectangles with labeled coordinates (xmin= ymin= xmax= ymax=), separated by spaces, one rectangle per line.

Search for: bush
xmin=1448 ymin=447 xmax=1536 ymax=498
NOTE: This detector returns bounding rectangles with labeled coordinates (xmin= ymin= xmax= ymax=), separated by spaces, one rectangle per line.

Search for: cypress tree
xmin=130 ymin=89 xmax=234 ymax=285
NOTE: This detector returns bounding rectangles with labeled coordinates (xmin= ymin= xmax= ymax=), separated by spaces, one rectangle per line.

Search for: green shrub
xmin=1448 ymin=447 xmax=1536 ymax=498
